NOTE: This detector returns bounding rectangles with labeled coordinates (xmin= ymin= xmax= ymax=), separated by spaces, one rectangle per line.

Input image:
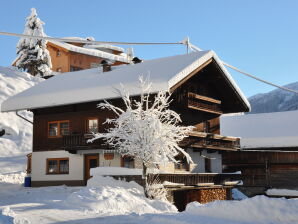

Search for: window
xmin=205 ymin=157 xmax=211 ymax=173
xmin=56 ymin=50 xmax=61 ymax=56
xmin=104 ymin=153 xmax=114 ymax=160
xmin=121 ymin=156 xmax=134 ymax=168
xmin=86 ymin=118 xmax=98 ymax=133
xmin=47 ymin=158 xmax=69 ymax=174
xmin=48 ymin=121 xmax=70 ymax=137
xmin=70 ymin=66 xmax=82 ymax=72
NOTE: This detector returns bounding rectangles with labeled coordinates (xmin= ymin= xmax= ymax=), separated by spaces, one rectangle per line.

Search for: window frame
xmin=86 ymin=117 xmax=99 ymax=133
xmin=48 ymin=120 xmax=70 ymax=138
xmin=46 ymin=158 xmax=69 ymax=175
xmin=121 ymin=156 xmax=135 ymax=168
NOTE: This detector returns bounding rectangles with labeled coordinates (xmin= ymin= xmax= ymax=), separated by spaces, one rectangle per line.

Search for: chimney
xmin=132 ymin=57 xmax=143 ymax=64
xmin=101 ymin=60 xmax=111 ymax=72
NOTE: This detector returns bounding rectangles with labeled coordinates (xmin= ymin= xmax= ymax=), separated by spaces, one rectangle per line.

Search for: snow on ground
xmin=0 ymin=171 xmax=297 ymax=224
xmin=0 ymin=66 xmax=42 ymax=173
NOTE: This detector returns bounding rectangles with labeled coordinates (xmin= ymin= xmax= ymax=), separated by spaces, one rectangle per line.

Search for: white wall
xmin=31 ymin=151 xmax=84 ymax=181
xmin=188 ymin=149 xmax=222 ymax=173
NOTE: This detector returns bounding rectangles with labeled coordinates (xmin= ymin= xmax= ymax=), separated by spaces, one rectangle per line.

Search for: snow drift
xmin=64 ymin=174 xmax=177 ymax=216
xmin=184 ymin=196 xmax=298 ymax=224
xmin=0 ymin=66 xmax=42 ymax=173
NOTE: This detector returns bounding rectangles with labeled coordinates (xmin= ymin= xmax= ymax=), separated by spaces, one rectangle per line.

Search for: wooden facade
xmin=47 ymin=42 xmax=126 ymax=74
xmin=223 ymin=150 xmax=298 ymax=196
xmin=32 ymin=60 xmax=245 ymax=153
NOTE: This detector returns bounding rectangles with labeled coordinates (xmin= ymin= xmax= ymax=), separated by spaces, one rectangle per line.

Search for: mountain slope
xmin=0 ymin=66 xmax=42 ymax=173
xmin=249 ymin=81 xmax=298 ymax=113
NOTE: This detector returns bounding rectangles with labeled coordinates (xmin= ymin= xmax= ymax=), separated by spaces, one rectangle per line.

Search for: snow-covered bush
xmin=89 ymin=76 xmax=193 ymax=197
xmin=16 ymin=8 xmax=52 ymax=77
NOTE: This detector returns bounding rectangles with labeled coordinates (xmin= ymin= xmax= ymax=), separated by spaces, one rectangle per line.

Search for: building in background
xmin=13 ymin=37 xmax=133 ymax=75
xmin=221 ymin=111 xmax=298 ymax=196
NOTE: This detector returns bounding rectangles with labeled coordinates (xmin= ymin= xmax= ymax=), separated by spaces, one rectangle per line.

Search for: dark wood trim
xmin=46 ymin=157 xmax=69 ymax=175
xmin=31 ymin=180 xmax=85 ymax=187
xmin=170 ymin=58 xmax=213 ymax=92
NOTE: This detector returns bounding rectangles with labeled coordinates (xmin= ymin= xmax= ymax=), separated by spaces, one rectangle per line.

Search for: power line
xmin=222 ymin=62 xmax=298 ymax=95
xmin=187 ymin=42 xmax=298 ymax=95
xmin=0 ymin=31 xmax=183 ymax=45
xmin=1 ymin=30 xmax=297 ymax=95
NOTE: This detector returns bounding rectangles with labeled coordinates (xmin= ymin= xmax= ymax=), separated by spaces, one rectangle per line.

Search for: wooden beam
xmin=188 ymin=131 xmax=240 ymax=141
xmin=188 ymin=105 xmax=223 ymax=115
xmin=170 ymin=58 xmax=213 ymax=92
xmin=188 ymin=92 xmax=221 ymax=104
xmin=191 ymin=144 xmax=239 ymax=151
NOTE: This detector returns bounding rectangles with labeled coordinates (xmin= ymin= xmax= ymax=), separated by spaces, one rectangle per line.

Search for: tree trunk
xmin=142 ymin=162 xmax=149 ymax=198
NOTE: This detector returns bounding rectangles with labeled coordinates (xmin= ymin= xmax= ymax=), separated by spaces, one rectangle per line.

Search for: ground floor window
xmin=174 ymin=153 xmax=189 ymax=170
xmin=121 ymin=156 xmax=134 ymax=168
xmin=205 ymin=157 xmax=212 ymax=173
xmin=46 ymin=158 xmax=69 ymax=174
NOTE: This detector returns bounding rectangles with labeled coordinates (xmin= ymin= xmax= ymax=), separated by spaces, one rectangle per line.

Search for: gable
xmin=2 ymin=51 xmax=250 ymax=113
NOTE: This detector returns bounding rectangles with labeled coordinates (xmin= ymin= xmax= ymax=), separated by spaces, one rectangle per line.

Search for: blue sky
xmin=0 ymin=0 xmax=297 ymax=97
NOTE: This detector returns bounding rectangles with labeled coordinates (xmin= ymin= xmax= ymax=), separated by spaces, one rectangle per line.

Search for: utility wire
xmin=0 ymin=31 xmax=183 ymax=45
xmin=1 ymin=30 xmax=297 ymax=94
xmin=222 ymin=62 xmax=298 ymax=95
xmin=187 ymin=43 xmax=298 ymax=95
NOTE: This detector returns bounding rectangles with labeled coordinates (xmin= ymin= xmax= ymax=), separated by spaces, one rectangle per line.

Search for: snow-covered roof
xmin=1 ymin=51 xmax=250 ymax=112
xmin=48 ymin=40 xmax=130 ymax=63
xmin=84 ymin=44 xmax=124 ymax=53
xmin=220 ymin=110 xmax=298 ymax=149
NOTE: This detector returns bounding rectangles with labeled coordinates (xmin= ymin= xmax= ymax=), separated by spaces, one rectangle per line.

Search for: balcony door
xmin=84 ymin=154 xmax=99 ymax=181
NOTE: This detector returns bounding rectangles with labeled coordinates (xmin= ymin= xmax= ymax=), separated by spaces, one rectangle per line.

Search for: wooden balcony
xmin=188 ymin=92 xmax=222 ymax=114
xmin=180 ymin=131 xmax=240 ymax=151
xmin=109 ymin=173 xmax=242 ymax=188
xmin=62 ymin=133 xmax=109 ymax=153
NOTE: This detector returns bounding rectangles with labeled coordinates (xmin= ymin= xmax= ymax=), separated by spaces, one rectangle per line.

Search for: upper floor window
xmin=47 ymin=158 xmax=69 ymax=174
xmin=57 ymin=50 xmax=61 ymax=57
xmin=48 ymin=120 xmax=70 ymax=138
xmin=86 ymin=118 xmax=98 ymax=133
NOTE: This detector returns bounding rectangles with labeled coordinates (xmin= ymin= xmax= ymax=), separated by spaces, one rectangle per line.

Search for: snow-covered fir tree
xmin=16 ymin=8 xmax=52 ymax=77
xmin=89 ymin=76 xmax=193 ymax=197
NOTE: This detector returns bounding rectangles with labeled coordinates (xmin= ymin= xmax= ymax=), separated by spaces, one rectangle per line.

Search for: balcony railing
xmin=62 ymin=133 xmax=108 ymax=152
xmin=180 ymin=131 xmax=240 ymax=151
xmin=109 ymin=173 xmax=242 ymax=188
xmin=188 ymin=92 xmax=222 ymax=114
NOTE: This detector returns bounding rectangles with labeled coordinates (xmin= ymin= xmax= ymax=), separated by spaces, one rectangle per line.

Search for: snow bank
xmin=266 ymin=188 xmax=298 ymax=197
xmin=90 ymin=167 xmax=142 ymax=176
xmin=185 ymin=196 xmax=298 ymax=224
xmin=0 ymin=66 xmax=42 ymax=173
xmin=65 ymin=175 xmax=176 ymax=216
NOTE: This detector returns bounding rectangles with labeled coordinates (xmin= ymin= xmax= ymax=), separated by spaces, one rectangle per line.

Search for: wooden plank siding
xmin=223 ymin=151 xmax=298 ymax=190
xmin=32 ymin=60 xmax=247 ymax=152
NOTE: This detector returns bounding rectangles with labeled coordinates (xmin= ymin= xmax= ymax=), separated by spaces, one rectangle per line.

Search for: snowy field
xmin=1 ymin=172 xmax=298 ymax=224
xmin=0 ymin=67 xmax=298 ymax=223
